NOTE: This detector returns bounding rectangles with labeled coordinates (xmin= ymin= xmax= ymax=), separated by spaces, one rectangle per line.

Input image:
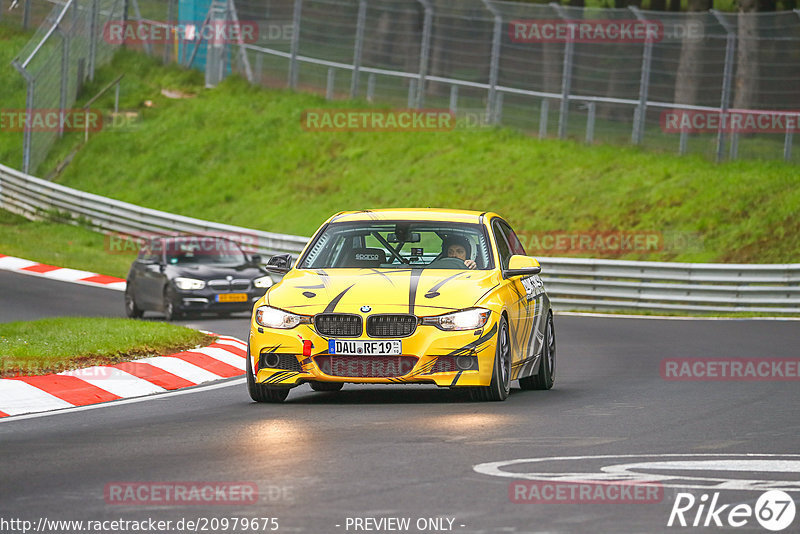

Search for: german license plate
xmin=328 ymin=339 xmax=402 ymax=356
xmin=216 ymin=293 xmax=247 ymax=303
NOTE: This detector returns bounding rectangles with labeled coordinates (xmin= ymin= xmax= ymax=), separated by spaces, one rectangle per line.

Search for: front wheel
xmin=246 ymin=346 xmax=290 ymax=403
xmin=162 ymin=287 xmax=181 ymax=321
xmin=124 ymin=286 xmax=143 ymax=318
xmin=520 ymin=312 xmax=555 ymax=390
xmin=469 ymin=316 xmax=510 ymax=402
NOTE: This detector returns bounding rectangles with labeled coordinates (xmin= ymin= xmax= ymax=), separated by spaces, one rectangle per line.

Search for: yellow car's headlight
xmin=174 ymin=277 xmax=205 ymax=290
xmin=423 ymin=308 xmax=491 ymax=331
xmin=255 ymin=305 xmax=311 ymax=329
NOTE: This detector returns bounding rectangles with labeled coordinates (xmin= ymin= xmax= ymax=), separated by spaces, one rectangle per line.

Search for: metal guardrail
xmin=1 ymin=162 xmax=798 ymax=315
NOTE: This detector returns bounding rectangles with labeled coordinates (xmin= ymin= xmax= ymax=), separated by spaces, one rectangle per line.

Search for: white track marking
xmin=195 ymin=347 xmax=246 ymax=369
xmin=59 ymin=366 xmax=166 ymax=397
xmin=0 ymin=380 xmax=74 ymax=415
xmin=136 ymin=356 xmax=223 ymax=384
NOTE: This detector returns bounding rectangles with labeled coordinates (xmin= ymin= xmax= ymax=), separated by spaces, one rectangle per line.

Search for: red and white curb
xmin=0 ymin=335 xmax=248 ymax=418
xmin=0 ymin=254 xmax=126 ymax=291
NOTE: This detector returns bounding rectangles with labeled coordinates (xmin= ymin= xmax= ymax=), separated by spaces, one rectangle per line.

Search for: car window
xmin=499 ymin=221 xmax=526 ymax=256
xmin=163 ymin=237 xmax=248 ymax=265
xmin=139 ymin=243 xmax=160 ymax=263
xmin=298 ymin=221 xmax=494 ymax=270
xmin=493 ymin=221 xmax=513 ymax=270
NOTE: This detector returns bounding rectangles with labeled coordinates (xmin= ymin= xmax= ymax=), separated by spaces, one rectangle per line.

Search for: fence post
xmin=88 ymin=0 xmax=99 ymax=81
xmin=350 ymin=0 xmax=367 ymax=99
xmin=326 ymin=68 xmax=335 ymax=100
xmin=449 ymin=85 xmax=458 ymax=112
xmin=482 ymin=0 xmax=502 ymax=124
xmin=712 ymin=10 xmax=735 ymax=163
xmin=23 ymin=0 xmax=32 ymax=29
xmin=408 ymin=79 xmax=417 ymax=108
xmin=129 ymin=0 xmax=153 ymax=56
xmin=551 ymin=3 xmax=573 ymax=140
xmin=784 ymin=119 xmax=794 ymax=162
xmin=366 ymin=73 xmax=375 ymax=102
xmin=630 ymin=6 xmax=652 ymax=145
xmin=58 ymin=27 xmax=69 ymax=138
xmin=12 ymin=61 xmax=34 ymax=174
xmin=288 ymin=0 xmax=302 ymax=89
xmin=539 ymin=99 xmax=549 ymax=139
xmin=585 ymin=102 xmax=595 ymax=144
xmin=416 ymin=0 xmax=433 ymax=108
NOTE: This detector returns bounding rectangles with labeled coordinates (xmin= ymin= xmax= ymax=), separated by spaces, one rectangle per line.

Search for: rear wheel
xmin=309 ymin=381 xmax=344 ymax=392
xmin=246 ymin=346 xmax=290 ymax=403
xmin=520 ymin=312 xmax=555 ymax=390
xmin=470 ymin=316 xmax=510 ymax=402
xmin=124 ymin=286 xmax=143 ymax=318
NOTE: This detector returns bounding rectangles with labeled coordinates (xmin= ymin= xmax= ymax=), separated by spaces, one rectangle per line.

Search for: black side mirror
xmin=265 ymin=253 xmax=292 ymax=273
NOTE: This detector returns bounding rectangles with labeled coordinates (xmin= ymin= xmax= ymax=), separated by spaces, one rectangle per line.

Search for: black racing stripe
xmin=424 ymin=272 xmax=468 ymax=299
xmin=323 ymin=284 xmax=355 ymax=313
xmin=265 ymin=371 xmax=295 ymax=384
xmin=316 ymin=269 xmax=331 ymax=289
xmin=444 ymin=322 xmax=499 ymax=357
xmin=366 ymin=268 xmax=395 ymax=286
xmin=450 ymin=371 xmax=464 ymax=386
xmin=298 ymin=283 xmax=325 ymax=289
xmin=408 ymin=268 xmax=423 ymax=314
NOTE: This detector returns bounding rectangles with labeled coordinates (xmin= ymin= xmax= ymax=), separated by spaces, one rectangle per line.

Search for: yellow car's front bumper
xmin=248 ymin=314 xmax=500 ymax=388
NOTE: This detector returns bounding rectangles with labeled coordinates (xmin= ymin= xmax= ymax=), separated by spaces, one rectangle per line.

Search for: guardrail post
xmin=712 ymin=10 xmax=735 ymax=163
xmin=539 ymin=99 xmax=549 ymax=139
xmin=551 ymin=3 xmax=573 ymax=140
xmin=679 ymin=129 xmax=688 ymax=155
xmin=326 ymin=67 xmax=335 ymax=100
xmin=784 ymin=119 xmax=793 ymax=162
xmin=482 ymin=0 xmax=502 ymax=124
xmin=288 ymin=0 xmax=302 ymax=89
xmin=630 ymin=7 xmax=652 ymax=145
xmin=408 ymin=79 xmax=417 ymax=108
xmin=350 ymin=0 xmax=367 ymax=98
xmin=416 ymin=0 xmax=433 ymax=108
xmin=585 ymin=102 xmax=595 ymax=144
xmin=88 ymin=0 xmax=99 ymax=81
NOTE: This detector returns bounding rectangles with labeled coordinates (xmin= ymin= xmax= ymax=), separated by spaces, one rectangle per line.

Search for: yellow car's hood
xmin=267 ymin=268 xmax=501 ymax=316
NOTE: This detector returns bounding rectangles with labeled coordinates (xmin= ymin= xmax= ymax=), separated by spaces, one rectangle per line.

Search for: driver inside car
xmin=442 ymin=235 xmax=476 ymax=270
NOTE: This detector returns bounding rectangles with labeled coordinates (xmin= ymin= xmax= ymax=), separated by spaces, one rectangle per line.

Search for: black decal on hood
xmin=424 ymin=272 xmax=468 ymax=299
xmin=323 ymin=284 xmax=355 ymax=313
xmin=408 ymin=268 xmax=423 ymax=315
xmin=302 ymin=291 xmax=316 ymax=298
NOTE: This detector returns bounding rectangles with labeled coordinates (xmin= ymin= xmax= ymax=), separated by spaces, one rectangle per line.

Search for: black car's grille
xmin=208 ymin=279 xmax=251 ymax=291
xmin=231 ymin=279 xmax=251 ymax=290
xmin=315 ymin=314 xmax=362 ymax=337
xmin=367 ymin=314 xmax=418 ymax=337
xmin=259 ymin=353 xmax=302 ymax=372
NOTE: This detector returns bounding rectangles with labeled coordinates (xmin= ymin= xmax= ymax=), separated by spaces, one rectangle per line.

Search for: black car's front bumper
xmin=173 ymin=289 xmax=264 ymax=314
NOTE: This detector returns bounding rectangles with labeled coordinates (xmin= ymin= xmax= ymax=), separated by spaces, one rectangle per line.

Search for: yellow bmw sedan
xmin=247 ymin=209 xmax=555 ymax=402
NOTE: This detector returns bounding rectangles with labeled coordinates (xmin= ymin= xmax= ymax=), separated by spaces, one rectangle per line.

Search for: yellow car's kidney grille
xmin=366 ymin=314 xmax=417 ymax=337
xmin=314 ymin=313 xmax=362 ymax=337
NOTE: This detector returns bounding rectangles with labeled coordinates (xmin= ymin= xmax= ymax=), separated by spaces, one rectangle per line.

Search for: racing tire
xmin=246 ymin=346 xmax=290 ymax=403
xmin=124 ymin=286 xmax=143 ymax=319
xmin=309 ymin=381 xmax=344 ymax=392
xmin=469 ymin=316 xmax=511 ymax=402
xmin=520 ymin=312 xmax=555 ymax=391
xmin=162 ymin=287 xmax=182 ymax=321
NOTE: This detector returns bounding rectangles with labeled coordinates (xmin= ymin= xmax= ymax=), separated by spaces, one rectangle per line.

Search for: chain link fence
xmin=132 ymin=0 xmax=800 ymax=164
xmin=9 ymin=0 xmax=124 ymax=174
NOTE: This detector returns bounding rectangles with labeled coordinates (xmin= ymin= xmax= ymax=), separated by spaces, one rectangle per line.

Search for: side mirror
xmin=503 ymin=255 xmax=541 ymax=278
xmin=250 ymin=254 xmax=262 ymax=266
xmin=265 ymin=253 xmax=292 ymax=273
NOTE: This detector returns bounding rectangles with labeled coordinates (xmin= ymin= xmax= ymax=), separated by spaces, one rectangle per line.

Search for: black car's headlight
xmin=255 ymin=306 xmax=311 ymax=329
xmin=422 ymin=308 xmax=491 ymax=331
xmin=253 ymin=275 xmax=273 ymax=289
xmin=174 ymin=277 xmax=206 ymax=290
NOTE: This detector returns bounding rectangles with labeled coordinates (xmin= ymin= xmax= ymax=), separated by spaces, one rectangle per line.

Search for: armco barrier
xmin=1 ymin=162 xmax=798 ymax=315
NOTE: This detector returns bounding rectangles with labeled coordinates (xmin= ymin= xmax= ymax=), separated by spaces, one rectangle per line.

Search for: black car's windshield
xmin=159 ymin=237 xmax=248 ymax=265
xmin=297 ymin=221 xmax=494 ymax=270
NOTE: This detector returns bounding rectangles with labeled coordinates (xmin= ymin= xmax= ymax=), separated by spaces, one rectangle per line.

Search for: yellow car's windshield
xmin=297 ymin=221 xmax=494 ymax=270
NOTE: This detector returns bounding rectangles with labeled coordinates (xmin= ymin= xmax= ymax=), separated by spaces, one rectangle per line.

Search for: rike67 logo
xmin=668 ymin=490 xmax=796 ymax=531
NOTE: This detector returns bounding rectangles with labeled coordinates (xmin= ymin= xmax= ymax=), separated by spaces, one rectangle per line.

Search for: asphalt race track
xmin=1 ymin=269 xmax=799 ymax=533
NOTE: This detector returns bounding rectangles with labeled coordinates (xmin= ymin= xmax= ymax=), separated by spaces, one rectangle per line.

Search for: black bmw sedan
xmin=125 ymin=236 xmax=274 ymax=320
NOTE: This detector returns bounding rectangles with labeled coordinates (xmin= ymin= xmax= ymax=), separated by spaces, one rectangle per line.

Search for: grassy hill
xmin=1 ymin=27 xmax=798 ymax=265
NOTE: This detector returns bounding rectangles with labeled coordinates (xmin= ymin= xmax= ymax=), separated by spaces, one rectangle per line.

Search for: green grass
xmin=0 ymin=23 xmax=35 ymax=170
xmin=27 ymin=48 xmax=798 ymax=265
xmin=0 ymin=208 xmax=136 ymax=278
xmin=0 ymin=317 xmax=214 ymax=377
